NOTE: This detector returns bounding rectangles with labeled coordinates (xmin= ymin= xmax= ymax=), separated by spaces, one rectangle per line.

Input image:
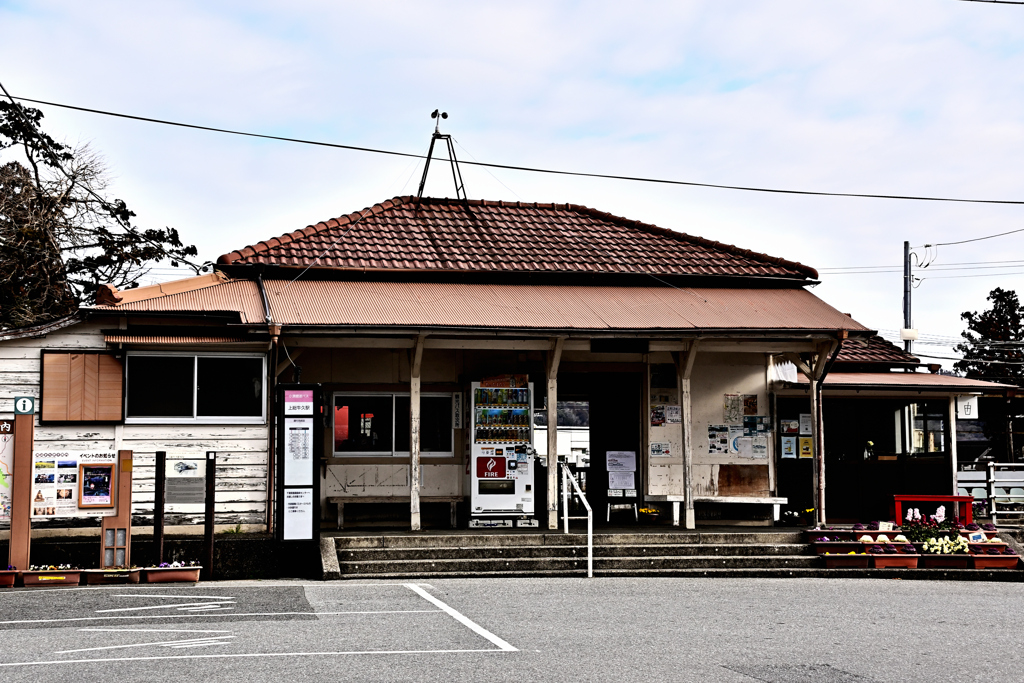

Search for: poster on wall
xmin=0 ymin=421 xmax=13 ymax=522
xmin=780 ymin=419 xmax=799 ymax=434
xmin=166 ymin=457 xmax=206 ymax=512
xmin=743 ymin=415 xmax=769 ymax=436
xmin=736 ymin=437 xmax=753 ymax=458
xmin=742 ymin=395 xmax=758 ymax=416
xmin=650 ymin=405 xmax=666 ymax=426
xmin=664 ymin=405 xmax=682 ymax=424
xmin=799 ymin=414 xmax=813 ymax=436
xmin=723 ymin=394 xmax=743 ymax=425
xmin=609 ymin=471 xmax=636 ymax=489
xmin=728 ymin=426 xmax=745 ymax=454
xmin=606 ymin=451 xmax=636 ymax=472
xmin=708 ymin=425 xmax=729 ymax=454
xmin=799 ymin=437 xmax=814 ymax=458
xmin=650 ymin=442 xmax=671 ymax=457
xmin=31 ymin=451 xmax=118 ymax=518
xmin=781 ymin=436 xmax=797 ymax=458
xmin=751 ymin=435 xmax=768 ymax=459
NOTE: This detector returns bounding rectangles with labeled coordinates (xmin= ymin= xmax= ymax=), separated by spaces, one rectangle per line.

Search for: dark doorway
xmin=558 ymin=371 xmax=643 ymax=526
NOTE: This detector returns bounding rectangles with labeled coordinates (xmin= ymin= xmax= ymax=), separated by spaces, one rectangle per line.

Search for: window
xmin=125 ymin=353 xmax=265 ymax=423
xmin=333 ymin=392 xmax=453 ymax=456
xmin=41 ymin=351 xmax=123 ymax=423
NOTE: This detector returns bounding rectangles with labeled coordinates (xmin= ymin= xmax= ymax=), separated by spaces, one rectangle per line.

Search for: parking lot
xmin=0 ymin=578 xmax=1021 ymax=682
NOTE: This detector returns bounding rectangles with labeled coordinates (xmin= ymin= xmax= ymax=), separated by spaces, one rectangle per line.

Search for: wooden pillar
xmin=672 ymin=340 xmax=699 ymax=529
xmin=410 ymin=335 xmax=425 ymax=532
xmin=8 ymin=412 xmax=34 ymax=571
xmin=810 ymin=377 xmax=823 ymax=526
xmin=949 ymin=396 xmax=959 ymax=495
xmin=546 ymin=337 xmax=565 ymax=530
xmin=100 ymin=450 xmax=133 ymax=568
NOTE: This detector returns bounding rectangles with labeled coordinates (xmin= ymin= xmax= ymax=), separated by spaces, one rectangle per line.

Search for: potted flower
xmin=21 ymin=564 xmax=82 ymax=587
xmin=0 ymin=565 xmax=17 ymax=588
xmin=919 ymin=535 xmax=970 ymax=568
xmin=142 ymin=561 xmax=201 ymax=583
xmin=868 ymin=543 xmax=919 ymax=569
xmin=638 ymin=506 xmax=661 ymax=523
xmin=821 ymin=550 xmax=870 ymax=569
xmin=82 ymin=566 xmax=142 ymax=585
xmin=971 ymin=546 xmax=1019 ymax=570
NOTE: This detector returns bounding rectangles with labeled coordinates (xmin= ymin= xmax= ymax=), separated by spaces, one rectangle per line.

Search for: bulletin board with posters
xmin=30 ymin=451 xmax=119 ymax=519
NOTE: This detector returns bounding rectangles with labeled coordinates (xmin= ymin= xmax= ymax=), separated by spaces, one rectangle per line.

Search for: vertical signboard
xmin=277 ymin=384 xmax=321 ymax=541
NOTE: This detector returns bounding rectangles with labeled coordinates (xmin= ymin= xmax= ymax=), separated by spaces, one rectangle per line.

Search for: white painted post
xmin=949 ymin=395 xmax=959 ymax=495
xmin=547 ymin=337 xmax=565 ymax=530
xmin=674 ymin=341 xmax=699 ymax=530
xmin=410 ymin=335 xmax=425 ymax=531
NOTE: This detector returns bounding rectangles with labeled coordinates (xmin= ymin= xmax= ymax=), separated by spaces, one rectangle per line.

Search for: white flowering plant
xmin=921 ymin=535 xmax=969 ymax=555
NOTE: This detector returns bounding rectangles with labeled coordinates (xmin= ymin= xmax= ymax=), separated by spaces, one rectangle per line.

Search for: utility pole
xmin=903 ymin=240 xmax=913 ymax=354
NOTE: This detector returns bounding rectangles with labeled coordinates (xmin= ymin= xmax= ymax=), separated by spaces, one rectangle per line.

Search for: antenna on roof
xmin=416 ymin=110 xmax=467 ymax=202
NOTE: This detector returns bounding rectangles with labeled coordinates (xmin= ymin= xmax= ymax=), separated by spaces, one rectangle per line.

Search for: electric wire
xmin=10 ymin=94 xmax=1024 ymax=207
xmin=913 ymin=227 xmax=1024 ymax=248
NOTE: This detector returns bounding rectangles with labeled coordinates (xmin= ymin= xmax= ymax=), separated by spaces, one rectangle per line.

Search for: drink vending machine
xmin=469 ymin=379 xmax=537 ymax=526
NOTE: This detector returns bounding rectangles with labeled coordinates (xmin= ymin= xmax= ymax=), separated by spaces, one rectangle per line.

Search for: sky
xmin=2 ymin=0 xmax=1024 ymax=367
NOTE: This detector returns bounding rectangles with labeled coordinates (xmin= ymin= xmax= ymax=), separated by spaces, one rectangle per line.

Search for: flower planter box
xmin=142 ymin=567 xmax=201 ymax=583
xmin=0 ymin=570 xmax=17 ymax=588
xmin=822 ymin=554 xmax=870 ymax=569
xmin=813 ymin=542 xmax=863 ymax=555
xmin=971 ymin=554 xmax=1020 ymax=570
xmin=20 ymin=570 xmax=82 ymax=587
xmin=871 ymin=555 xmax=919 ymax=569
xmin=919 ymin=554 xmax=971 ymax=569
xmin=83 ymin=569 xmax=141 ymax=585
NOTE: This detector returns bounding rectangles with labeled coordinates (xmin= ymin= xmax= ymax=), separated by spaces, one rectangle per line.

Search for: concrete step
xmin=331 ymin=531 xmax=802 ymax=550
xmin=338 ymin=543 xmax=811 ymax=562
xmin=338 ymin=554 xmax=821 ymax=575
xmin=334 ymin=567 xmax=1024 ymax=582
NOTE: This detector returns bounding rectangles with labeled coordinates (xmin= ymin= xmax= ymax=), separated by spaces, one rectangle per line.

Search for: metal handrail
xmin=987 ymin=462 xmax=1024 ymax=524
xmin=561 ymin=463 xmax=593 ymax=578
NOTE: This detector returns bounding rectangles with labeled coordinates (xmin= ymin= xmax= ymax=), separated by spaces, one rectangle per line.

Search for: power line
xmin=10 ymin=93 xmax=1024 ymax=207
xmin=914 ymin=227 xmax=1024 ymax=248
xmin=821 ymin=258 xmax=1024 ymax=271
xmin=956 ymin=0 xmax=1024 ymax=5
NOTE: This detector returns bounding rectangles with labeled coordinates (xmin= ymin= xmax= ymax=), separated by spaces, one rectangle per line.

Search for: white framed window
xmin=333 ymin=392 xmax=454 ymax=457
xmin=124 ymin=352 xmax=266 ymax=424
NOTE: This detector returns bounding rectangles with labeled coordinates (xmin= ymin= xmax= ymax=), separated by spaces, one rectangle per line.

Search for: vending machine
xmin=469 ymin=377 xmax=536 ymax=523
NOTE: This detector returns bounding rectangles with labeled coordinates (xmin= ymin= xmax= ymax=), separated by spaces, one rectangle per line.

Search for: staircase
xmin=325 ymin=531 xmax=820 ymax=579
xmin=321 ymin=530 xmax=1024 ymax=580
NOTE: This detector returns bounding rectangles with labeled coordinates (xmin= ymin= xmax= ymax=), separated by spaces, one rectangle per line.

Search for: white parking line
xmin=0 ymin=610 xmax=437 ymax=626
xmin=56 ymin=636 xmax=236 ymax=654
xmin=0 ymin=649 xmax=511 ymax=668
xmin=403 ymin=584 xmax=517 ymax=652
xmin=95 ymin=602 xmax=235 ymax=613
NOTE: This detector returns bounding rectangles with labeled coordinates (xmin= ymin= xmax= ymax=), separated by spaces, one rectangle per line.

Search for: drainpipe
xmin=257 ymin=274 xmax=280 ymax=535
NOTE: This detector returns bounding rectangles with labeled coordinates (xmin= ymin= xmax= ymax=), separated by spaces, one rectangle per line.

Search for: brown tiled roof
xmin=261 ymin=280 xmax=866 ymax=331
xmin=218 ymin=196 xmax=818 ymax=279
xmin=835 ymin=335 xmax=919 ymax=365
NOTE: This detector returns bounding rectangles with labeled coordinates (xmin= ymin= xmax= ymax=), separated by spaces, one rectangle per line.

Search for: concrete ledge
xmin=321 ymin=537 xmax=341 ymax=580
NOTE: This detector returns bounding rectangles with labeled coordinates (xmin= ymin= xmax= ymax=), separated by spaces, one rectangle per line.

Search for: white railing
xmin=987 ymin=462 xmax=1024 ymax=525
xmin=561 ymin=463 xmax=593 ymax=578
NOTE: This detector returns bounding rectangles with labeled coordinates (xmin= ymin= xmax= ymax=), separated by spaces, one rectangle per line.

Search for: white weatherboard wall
xmin=0 ymin=321 xmax=270 ymax=528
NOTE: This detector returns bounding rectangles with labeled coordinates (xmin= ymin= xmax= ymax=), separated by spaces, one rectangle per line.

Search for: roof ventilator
xmin=416 ymin=110 xmax=467 ymax=202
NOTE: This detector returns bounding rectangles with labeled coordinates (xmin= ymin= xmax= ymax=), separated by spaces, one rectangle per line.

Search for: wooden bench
xmin=327 ymin=496 xmax=464 ymax=530
xmin=647 ymin=495 xmax=787 ymax=526
xmin=893 ymin=494 xmax=974 ymax=525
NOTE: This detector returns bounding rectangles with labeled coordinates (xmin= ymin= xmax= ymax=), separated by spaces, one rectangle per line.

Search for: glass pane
xmin=334 ymin=395 xmax=393 ymax=453
xmin=197 ymin=357 xmax=263 ymax=417
xmin=104 ymin=548 xmax=115 ymax=566
xmin=115 ymin=548 xmax=126 ymax=567
xmin=116 ymin=528 xmax=127 ymax=546
xmin=126 ymin=356 xmax=194 ymax=417
xmin=394 ymin=396 xmax=452 ymax=453
xmin=105 ymin=528 xmax=115 ymax=546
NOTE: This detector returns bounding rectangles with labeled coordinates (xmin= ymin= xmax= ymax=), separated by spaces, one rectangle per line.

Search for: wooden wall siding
xmin=1 ymin=323 xmax=270 ymax=527
xmin=41 ymin=352 xmax=123 ymax=422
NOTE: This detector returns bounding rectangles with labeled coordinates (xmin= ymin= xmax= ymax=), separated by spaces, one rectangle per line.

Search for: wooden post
xmin=153 ymin=451 xmax=166 ymax=566
xmin=202 ymin=451 xmax=216 ymax=580
xmin=546 ymin=337 xmax=565 ymax=530
xmin=8 ymin=412 xmax=34 ymax=571
xmin=410 ymin=335 xmax=425 ymax=532
xmin=100 ymin=450 xmax=134 ymax=568
xmin=811 ymin=342 xmax=833 ymax=527
xmin=948 ymin=396 xmax=959 ymax=495
xmin=673 ymin=340 xmax=699 ymax=529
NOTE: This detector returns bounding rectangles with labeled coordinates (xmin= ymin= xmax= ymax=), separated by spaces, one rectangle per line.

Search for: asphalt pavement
xmin=0 ymin=577 xmax=1020 ymax=682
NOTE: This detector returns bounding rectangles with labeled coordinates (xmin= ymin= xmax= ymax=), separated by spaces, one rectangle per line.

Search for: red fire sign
xmin=476 ymin=456 xmax=507 ymax=478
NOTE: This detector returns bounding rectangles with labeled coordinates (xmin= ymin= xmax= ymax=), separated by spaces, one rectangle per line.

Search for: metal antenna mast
xmin=416 ymin=110 xmax=467 ymax=201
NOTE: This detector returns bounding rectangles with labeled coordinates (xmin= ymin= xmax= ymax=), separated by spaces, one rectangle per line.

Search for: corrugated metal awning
xmin=261 ymin=280 xmax=866 ymax=332
xmin=104 ymin=334 xmax=250 ymax=345
xmin=789 ymin=372 xmax=1012 ymax=391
